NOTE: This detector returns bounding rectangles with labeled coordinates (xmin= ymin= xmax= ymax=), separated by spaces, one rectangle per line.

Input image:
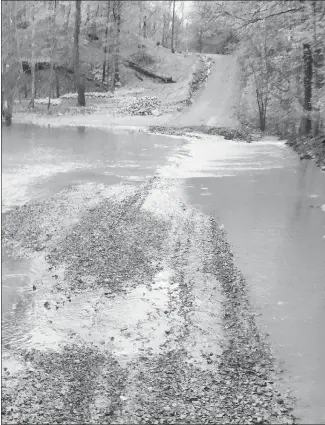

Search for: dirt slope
xmin=172 ymin=54 xmax=240 ymax=128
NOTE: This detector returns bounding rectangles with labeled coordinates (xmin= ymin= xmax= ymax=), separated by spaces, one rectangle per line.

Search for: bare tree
xmin=74 ymin=0 xmax=86 ymax=106
xmin=302 ymin=43 xmax=312 ymax=133
xmin=102 ymin=0 xmax=110 ymax=83
xmin=48 ymin=0 xmax=57 ymax=109
xmin=110 ymin=0 xmax=121 ymax=91
xmin=162 ymin=8 xmax=168 ymax=47
xmin=30 ymin=1 xmax=36 ymax=108
xmin=114 ymin=0 xmax=121 ymax=86
xmin=171 ymin=0 xmax=176 ymax=53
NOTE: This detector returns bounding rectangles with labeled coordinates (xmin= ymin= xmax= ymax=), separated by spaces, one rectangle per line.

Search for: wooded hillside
xmin=2 ymin=0 xmax=325 ymax=139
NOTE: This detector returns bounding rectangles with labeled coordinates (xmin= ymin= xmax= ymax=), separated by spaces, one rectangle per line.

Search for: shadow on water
xmin=184 ymin=144 xmax=325 ymax=424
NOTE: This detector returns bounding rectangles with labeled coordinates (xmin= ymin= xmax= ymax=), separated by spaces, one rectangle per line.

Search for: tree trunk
xmin=143 ymin=15 xmax=147 ymax=38
xmin=138 ymin=1 xmax=143 ymax=36
xmin=66 ymin=2 xmax=71 ymax=31
xmin=302 ymin=43 xmax=312 ymax=134
xmin=102 ymin=0 xmax=110 ymax=84
xmin=55 ymin=71 xmax=60 ymax=98
xmin=85 ymin=3 xmax=90 ymax=25
xmin=198 ymin=30 xmax=203 ymax=53
xmin=112 ymin=0 xmax=121 ymax=90
xmin=30 ymin=4 xmax=36 ymax=108
xmin=74 ymin=0 xmax=86 ymax=106
xmin=171 ymin=0 xmax=176 ymax=53
xmin=162 ymin=12 xmax=167 ymax=47
xmin=48 ymin=0 xmax=57 ymax=109
xmin=2 ymin=91 xmax=13 ymax=126
xmin=124 ymin=60 xmax=176 ymax=83
xmin=115 ymin=0 xmax=121 ymax=85
xmin=102 ymin=28 xmax=108 ymax=82
xmin=107 ymin=1 xmax=114 ymax=88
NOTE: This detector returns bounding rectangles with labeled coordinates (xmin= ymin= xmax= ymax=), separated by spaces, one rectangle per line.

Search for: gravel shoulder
xmin=2 ymin=176 xmax=296 ymax=424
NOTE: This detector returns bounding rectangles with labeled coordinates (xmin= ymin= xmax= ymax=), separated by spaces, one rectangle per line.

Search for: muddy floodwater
xmin=2 ymin=124 xmax=325 ymax=424
xmin=161 ymin=137 xmax=325 ymax=424
xmin=2 ymin=123 xmax=185 ymax=351
xmin=2 ymin=124 xmax=185 ymax=212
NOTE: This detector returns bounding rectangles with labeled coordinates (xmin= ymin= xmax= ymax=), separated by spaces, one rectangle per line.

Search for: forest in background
xmin=1 ymin=0 xmax=325 ymax=139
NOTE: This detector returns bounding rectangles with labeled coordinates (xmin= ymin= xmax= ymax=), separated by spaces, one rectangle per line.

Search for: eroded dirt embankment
xmin=2 ymin=177 xmax=295 ymax=424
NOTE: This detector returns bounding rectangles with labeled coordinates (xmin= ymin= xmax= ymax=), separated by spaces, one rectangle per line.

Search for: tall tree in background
xmin=110 ymin=0 xmax=121 ymax=91
xmin=30 ymin=2 xmax=36 ymax=108
xmin=302 ymin=43 xmax=312 ymax=133
xmin=162 ymin=4 xmax=168 ymax=47
xmin=102 ymin=0 xmax=110 ymax=84
xmin=171 ymin=0 xmax=176 ymax=53
xmin=48 ymin=0 xmax=57 ymax=109
xmin=2 ymin=1 xmax=15 ymax=124
xmin=73 ymin=0 xmax=85 ymax=106
xmin=114 ymin=0 xmax=121 ymax=87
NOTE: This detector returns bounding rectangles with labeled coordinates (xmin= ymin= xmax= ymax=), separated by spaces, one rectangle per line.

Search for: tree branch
xmin=236 ymin=7 xmax=303 ymax=29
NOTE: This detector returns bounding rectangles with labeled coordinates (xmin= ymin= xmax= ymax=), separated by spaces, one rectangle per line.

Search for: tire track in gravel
xmin=2 ymin=176 xmax=295 ymax=424
xmin=115 ymin=179 xmax=226 ymax=424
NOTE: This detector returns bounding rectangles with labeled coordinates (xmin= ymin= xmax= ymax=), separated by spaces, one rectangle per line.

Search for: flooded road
xmin=160 ymin=136 xmax=325 ymax=424
xmin=2 ymin=123 xmax=185 ymax=350
xmin=2 ymin=123 xmax=185 ymax=212
xmin=2 ymin=125 xmax=325 ymax=424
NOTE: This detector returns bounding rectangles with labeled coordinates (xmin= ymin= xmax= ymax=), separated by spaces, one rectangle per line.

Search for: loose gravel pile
xmin=119 ymin=96 xmax=161 ymax=116
xmin=2 ymin=345 xmax=127 ymax=424
xmin=186 ymin=56 xmax=214 ymax=105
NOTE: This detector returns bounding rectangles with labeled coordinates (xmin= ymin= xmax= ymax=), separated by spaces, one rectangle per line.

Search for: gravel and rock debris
xmin=186 ymin=56 xmax=215 ymax=105
xmin=2 ymin=177 xmax=296 ymax=424
xmin=148 ymin=125 xmax=253 ymax=142
xmin=119 ymin=96 xmax=162 ymax=116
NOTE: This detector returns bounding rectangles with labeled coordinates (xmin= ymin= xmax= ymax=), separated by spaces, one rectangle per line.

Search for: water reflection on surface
xmin=2 ymin=123 xmax=185 ymax=354
xmin=2 ymin=126 xmax=325 ymax=423
xmin=2 ymin=123 xmax=185 ymax=212
xmin=178 ymin=138 xmax=325 ymax=424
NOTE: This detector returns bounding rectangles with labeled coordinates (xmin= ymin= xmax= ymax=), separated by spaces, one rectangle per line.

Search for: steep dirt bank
xmin=2 ymin=178 xmax=295 ymax=424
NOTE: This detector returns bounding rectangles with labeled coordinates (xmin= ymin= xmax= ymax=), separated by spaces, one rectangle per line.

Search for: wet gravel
xmin=2 ymin=177 xmax=296 ymax=424
xmin=2 ymin=345 xmax=127 ymax=424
